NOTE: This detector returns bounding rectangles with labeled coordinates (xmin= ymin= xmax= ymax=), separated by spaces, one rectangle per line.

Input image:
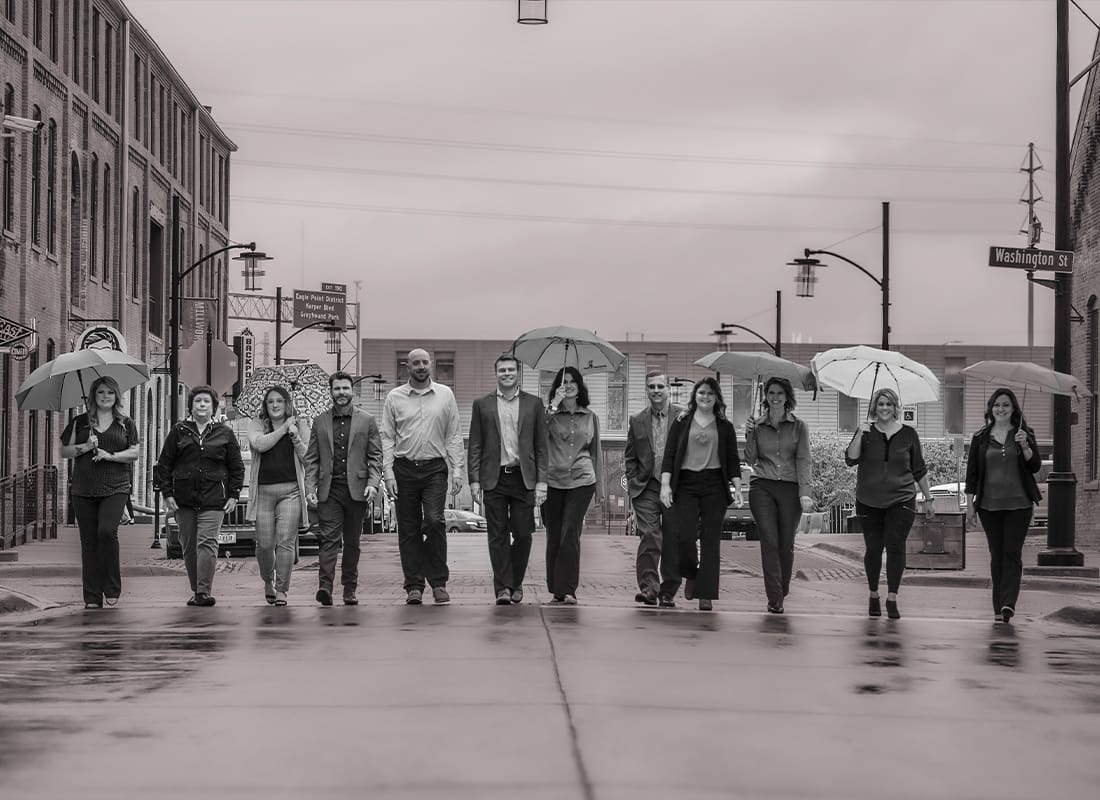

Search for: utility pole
xmin=1020 ymin=142 xmax=1044 ymax=351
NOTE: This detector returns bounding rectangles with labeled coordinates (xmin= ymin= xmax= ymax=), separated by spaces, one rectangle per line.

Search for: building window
xmin=1088 ymin=297 xmax=1098 ymax=482
xmin=158 ymin=85 xmax=166 ymax=164
xmin=199 ymin=136 xmax=205 ymax=208
xmin=69 ymin=151 xmax=80 ymax=303
xmin=148 ymin=221 xmax=164 ymax=337
xmin=104 ymin=23 xmax=113 ymax=116
xmin=4 ymin=0 xmax=14 ymax=23
xmin=433 ymin=351 xmax=455 ymax=387
xmin=1 ymin=84 xmax=13 ymax=232
xmin=30 ymin=107 xmax=41 ymax=244
xmin=944 ymin=357 xmax=965 ymax=435
xmin=33 ymin=0 xmax=42 ymax=49
xmin=91 ymin=9 xmax=99 ymax=102
xmin=394 ymin=352 xmax=409 ymax=385
xmin=171 ymin=101 xmax=178 ymax=176
xmin=131 ymin=187 xmax=140 ymax=298
xmin=132 ymin=56 xmax=141 ymax=140
xmin=727 ymin=381 xmax=753 ymax=431
xmin=89 ymin=154 xmax=98 ymax=278
xmin=71 ymin=0 xmax=79 ymax=84
xmin=46 ymin=118 xmax=57 ymax=252
xmin=102 ymin=164 xmax=110 ymax=286
xmin=607 ymin=357 xmax=629 ymax=431
xmin=149 ymin=77 xmax=157 ymax=159
xmin=838 ymin=393 xmax=859 ymax=433
xmin=48 ymin=0 xmax=58 ymax=61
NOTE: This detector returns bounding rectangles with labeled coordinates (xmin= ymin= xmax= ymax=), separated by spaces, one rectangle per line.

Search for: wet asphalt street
xmin=2 ymin=594 xmax=1099 ymax=800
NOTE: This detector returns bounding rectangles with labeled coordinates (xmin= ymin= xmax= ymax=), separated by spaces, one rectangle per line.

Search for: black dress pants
xmin=483 ymin=468 xmax=535 ymax=594
xmin=542 ymin=484 xmax=596 ymax=598
xmin=978 ymin=506 xmax=1033 ymax=614
xmin=316 ymin=479 xmax=368 ymax=593
xmin=72 ymin=493 xmax=127 ymax=605
xmin=664 ymin=469 xmax=727 ymax=600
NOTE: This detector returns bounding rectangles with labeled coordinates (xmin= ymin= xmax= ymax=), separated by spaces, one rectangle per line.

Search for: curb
xmin=0 ymin=586 xmax=60 ymax=615
xmin=1046 ymin=606 xmax=1100 ymax=628
xmin=809 ymin=542 xmax=1100 ymax=593
xmin=0 ymin=565 xmax=184 ymax=579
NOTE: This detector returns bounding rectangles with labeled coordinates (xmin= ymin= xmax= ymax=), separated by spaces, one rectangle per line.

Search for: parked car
xmin=930 ymin=459 xmax=1052 ymax=528
xmin=444 ymin=508 xmax=487 ymax=533
xmin=721 ymin=466 xmax=756 ymax=540
xmin=163 ymin=487 xmax=320 ymax=558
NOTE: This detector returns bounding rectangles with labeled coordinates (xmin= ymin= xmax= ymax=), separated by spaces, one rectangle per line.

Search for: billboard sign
xmin=293 ymin=290 xmax=346 ymax=329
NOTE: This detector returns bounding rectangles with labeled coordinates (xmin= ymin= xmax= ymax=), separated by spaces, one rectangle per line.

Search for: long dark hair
xmin=983 ymin=387 xmax=1033 ymax=434
xmin=258 ymin=385 xmax=294 ymax=433
xmin=86 ymin=376 xmax=127 ymax=425
xmin=688 ymin=376 xmax=727 ymax=420
xmin=548 ymin=366 xmax=590 ymax=408
xmin=759 ymin=377 xmax=796 ymax=416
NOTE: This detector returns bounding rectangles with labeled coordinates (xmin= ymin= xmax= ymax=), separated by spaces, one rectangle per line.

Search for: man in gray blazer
xmin=468 ymin=353 xmax=548 ymax=604
xmin=305 ymin=371 xmax=383 ymax=606
xmin=625 ymin=370 xmax=682 ymax=607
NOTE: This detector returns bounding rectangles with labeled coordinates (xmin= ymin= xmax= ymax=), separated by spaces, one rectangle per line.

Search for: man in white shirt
xmin=381 ymin=349 xmax=465 ymax=605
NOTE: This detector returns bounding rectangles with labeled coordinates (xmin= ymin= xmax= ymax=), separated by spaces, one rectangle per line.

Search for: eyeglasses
xmin=646 ymin=384 xmax=667 ymax=390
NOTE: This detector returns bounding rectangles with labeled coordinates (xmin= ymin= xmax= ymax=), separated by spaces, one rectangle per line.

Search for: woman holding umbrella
xmin=743 ymin=377 xmax=814 ymax=614
xmin=964 ymin=388 xmax=1042 ymax=624
xmin=155 ymin=385 xmax=244 ymax=607
xmin=60 ymin=376 xmax=140 ymax=609
xmin=659 ymin=377 xmax=743 ymax=611
xmin=246 ymin=386 xmax=310 ymax=606
xmin=845 ymin=388 xmax=936 ymax=619
xmin=543 ymin=367 xmax=602 ymax=604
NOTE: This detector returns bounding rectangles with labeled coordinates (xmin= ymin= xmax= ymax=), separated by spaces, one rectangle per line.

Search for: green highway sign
xmin=988 ymin=246 xmax=1073 ymax=272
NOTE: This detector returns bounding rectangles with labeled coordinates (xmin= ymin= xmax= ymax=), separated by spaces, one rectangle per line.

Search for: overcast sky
xmin=126 ymin=0 xmax=1100 ymax=355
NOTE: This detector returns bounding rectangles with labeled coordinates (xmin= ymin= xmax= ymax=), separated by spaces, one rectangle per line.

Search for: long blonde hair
xmin=86 ymin=376 xmax=128 ymax=425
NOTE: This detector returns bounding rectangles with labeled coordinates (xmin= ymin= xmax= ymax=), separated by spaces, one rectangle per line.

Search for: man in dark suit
xmin=625 ymin=370 xmax=682 ymax=607
xmin=304 ymin=371 xmax=383 ymax=606
xmin=468 ymin=353 xmax=549 ymax=605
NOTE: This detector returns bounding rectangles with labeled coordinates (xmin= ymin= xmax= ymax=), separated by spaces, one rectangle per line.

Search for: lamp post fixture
xmin=718 ymin=291 xmax=783 ymax=357
xmin=275 ymin=318 xmax=339 ymax=366
xmin=168 ymin=229 xmax=268 ymax=423
xmin=788 ymin=202 xmax=890 ymax=351
xmin=517 ymin=0 xmax=548 ymax=24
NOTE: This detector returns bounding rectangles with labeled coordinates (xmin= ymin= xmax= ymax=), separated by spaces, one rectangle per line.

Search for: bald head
xmin=407 ymin=348 xmax=433 ymax=388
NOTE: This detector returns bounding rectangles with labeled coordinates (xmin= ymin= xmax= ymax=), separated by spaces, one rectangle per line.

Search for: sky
xmin=125 ymin=0 xmax=1100 ymax=356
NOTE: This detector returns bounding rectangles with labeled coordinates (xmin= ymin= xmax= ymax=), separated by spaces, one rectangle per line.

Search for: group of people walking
xmin=61 ymin=351 xmax=1044 ymax=623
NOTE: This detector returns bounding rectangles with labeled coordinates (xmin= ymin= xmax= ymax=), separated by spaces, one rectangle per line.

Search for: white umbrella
xmin=811 ymin=345 xmax=939 ymax=404
xmin=960 ymin=361 xmax=1092 ymax=400
xmin=510 ymin=325 xmax=626 ymax=374
xmin=15 ymin=349 xmax=150 ymax=411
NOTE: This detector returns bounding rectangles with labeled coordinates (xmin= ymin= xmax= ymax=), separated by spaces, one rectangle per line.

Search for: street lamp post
xmin=167 ymin=198 xmax=268 ymax=422
xmin=719 ymin=291 xmax=784 ymax=356
xmin=788 ymin=202 xmax=890 ymax=350
xmin=275 ymin=318 xmax=338 ymax=366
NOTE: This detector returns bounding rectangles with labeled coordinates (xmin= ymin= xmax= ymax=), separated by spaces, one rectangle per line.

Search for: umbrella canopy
xmin=694 ymin=351 xmax=817 ymax=393
xmin=234 ymin=363 xmax=333 ymax=421
xmin=811 ymin=345 xmax=940 ymax=404
xmin=510 ymin=326 xmax=627 ymax=374
xmin=16 ymin=349 xmax=150 ymax=411
xmin=960 ymin=360 xmax=1092 ymax=400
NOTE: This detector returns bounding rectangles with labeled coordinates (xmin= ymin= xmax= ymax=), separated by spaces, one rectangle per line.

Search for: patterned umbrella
xmin=234 ymin=363 xmax=333 ymax=421
xmin=510 ymin=325 xmax=626 ymax=374
xmin=16 ymin=349 xmax=150 ymax=411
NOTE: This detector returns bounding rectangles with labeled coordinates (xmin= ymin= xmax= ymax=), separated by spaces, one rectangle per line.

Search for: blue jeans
xmin=394 ymin=457 xmax=449 ymax=593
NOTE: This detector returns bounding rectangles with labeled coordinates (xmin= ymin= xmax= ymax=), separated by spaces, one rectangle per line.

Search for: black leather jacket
xmin=155 ymin=420 xmax=245 ymax=510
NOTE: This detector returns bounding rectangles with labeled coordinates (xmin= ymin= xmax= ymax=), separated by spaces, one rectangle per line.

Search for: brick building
xmin=1069 ymin=35 xmax=1100 ymax=556
xmin=1 ymin=1 xmax=234 ymax=514
xmin=358 ymin=338 xmax=1055 ymax=525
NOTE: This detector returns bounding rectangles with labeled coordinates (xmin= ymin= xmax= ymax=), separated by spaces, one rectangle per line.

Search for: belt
xmin=501 ymin=464 xmax=520 ymax=474
xmin=397 ymin=456 xmax=445 ymax=468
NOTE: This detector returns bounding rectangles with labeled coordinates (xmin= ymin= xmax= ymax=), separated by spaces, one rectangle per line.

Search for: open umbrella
xmin=811 ymin=345 xmax=939 ymax=404
xmin=16 ymin=349 xmax=150 ymax=411
xmin=960 ymin=361 xmax=1092 ymax=401
xmin=694 ymin=351 xmax=818 ymax=393
xmin=234 ymin=363 xmax=333 ymax=421
xmin=510 ymin=326 xmax=626 ymax=374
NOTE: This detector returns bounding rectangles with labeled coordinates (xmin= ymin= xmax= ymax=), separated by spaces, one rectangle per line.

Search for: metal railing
xmin=0 ymin=465 xmax=59 ymax=549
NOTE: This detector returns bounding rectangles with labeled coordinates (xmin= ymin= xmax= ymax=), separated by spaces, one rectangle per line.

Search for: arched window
xmin=1089 ymin=296 xmax=1098 ymax=482
xmin=46 ymin=118 xmax=57 ymax=251
xmin=1 ymin=84 xmax=13 ymax=231
xmin=30 ymin=106 xmax=41 ymax=244
xmin=89 ymin=154 xmax=99 ymax=278
xmin=102 ymin=164 xmax=111 ymax=285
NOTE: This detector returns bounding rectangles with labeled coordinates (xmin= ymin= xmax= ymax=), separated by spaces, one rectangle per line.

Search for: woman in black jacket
xmin=659 ymin=377 xmax=742 ymax=611
xmin=155 ymin=385 xmax=245 ymax=607
xmin=964 ymin=388 xmax=1042 ymax=624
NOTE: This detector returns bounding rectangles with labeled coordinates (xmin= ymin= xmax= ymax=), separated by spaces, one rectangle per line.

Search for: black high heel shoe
xmin=886 ymin=599 xmax=900 ymax=619
xmin=869 ymin=596 xmax=881 ymax=617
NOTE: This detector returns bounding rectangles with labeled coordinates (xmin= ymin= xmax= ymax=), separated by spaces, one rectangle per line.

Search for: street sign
xmin=0 ymin=314 xmax=34 ymax=350
xmin=988 ymin=246 xmax=1073 ymax=272
xmin=9 ymin=342 xmax=29 ymax=361
xmin=321 ymin=282 xmax=347 ymax=295
xmin=178 ymin=339 xmax=238 ymax=397
xmin=293 ymin=290 xmax=346 ymax=329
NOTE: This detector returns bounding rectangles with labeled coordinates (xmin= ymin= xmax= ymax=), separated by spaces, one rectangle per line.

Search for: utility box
xmin=907 ymin=512 xmax=966 ymax=570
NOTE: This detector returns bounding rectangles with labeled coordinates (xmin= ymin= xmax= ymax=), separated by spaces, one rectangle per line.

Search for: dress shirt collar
xmin=332 ymin=404 xmax=353 ymax=418
xmin=649 ymin=401 xmax=670 ymax=419
xmin=496 ymin=388 xmax=520 ymax=402
xmin=406 ymin=381 xmax=437 ymax=396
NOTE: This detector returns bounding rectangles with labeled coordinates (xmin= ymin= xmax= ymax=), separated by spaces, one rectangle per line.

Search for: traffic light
xmin=231 ymin=336 xmax=246 ymax=398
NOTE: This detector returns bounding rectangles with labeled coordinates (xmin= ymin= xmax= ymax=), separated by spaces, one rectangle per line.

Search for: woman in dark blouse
xmin=964 ymin=388 xmax=1042 ymax=624
xmin=60 ymin=376 xmax=140 ymax=609
xmin=660 ymin=377 xmax=742 ymax=611
xmin=845 ymin=388 xmax=935 ymax=620
xmin=246 ymin=386 xmax=310 ymax=606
